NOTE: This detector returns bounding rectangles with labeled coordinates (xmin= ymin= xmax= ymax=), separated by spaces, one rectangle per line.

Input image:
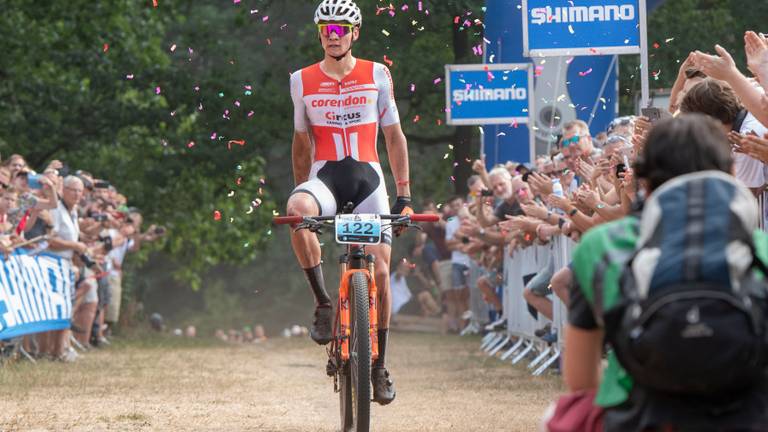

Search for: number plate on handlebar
xmin=335 ymin=214 xmax=382 ymax=245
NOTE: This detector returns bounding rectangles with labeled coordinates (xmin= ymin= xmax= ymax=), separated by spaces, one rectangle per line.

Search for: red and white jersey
xmin=290 ymin=59 xmax=400 ymax=163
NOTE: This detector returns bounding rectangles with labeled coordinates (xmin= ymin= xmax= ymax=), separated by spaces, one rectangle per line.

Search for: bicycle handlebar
xmin=273 ymin=213 xmax=439 ymax=225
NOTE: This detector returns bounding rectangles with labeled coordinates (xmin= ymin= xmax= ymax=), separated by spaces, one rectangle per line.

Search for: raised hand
xmin=692 ymin=45 xmax=740 ymax=81
xmin=745 ymin=31 xmax=768 ymax=82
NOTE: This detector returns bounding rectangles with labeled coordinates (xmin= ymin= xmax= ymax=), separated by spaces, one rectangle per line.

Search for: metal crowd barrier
xmin=480 ymin=235 xmax=575 ymax=376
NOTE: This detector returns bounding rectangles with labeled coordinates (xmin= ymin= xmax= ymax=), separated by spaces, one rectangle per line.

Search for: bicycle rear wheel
xmin=339 ymin=272 xmax=371 ymax=432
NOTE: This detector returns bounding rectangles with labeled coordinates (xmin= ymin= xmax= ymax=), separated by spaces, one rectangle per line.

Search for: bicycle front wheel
xmin=339 ymin=271 xmax=371 ymax=432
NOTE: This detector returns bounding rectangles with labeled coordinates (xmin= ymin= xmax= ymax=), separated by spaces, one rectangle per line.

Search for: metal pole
xmin=639 ymin=0 xmax=650 ymax=108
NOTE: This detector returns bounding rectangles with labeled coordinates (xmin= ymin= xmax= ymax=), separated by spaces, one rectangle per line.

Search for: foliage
xmin=620 ymin=0 xmax=768 ymax=113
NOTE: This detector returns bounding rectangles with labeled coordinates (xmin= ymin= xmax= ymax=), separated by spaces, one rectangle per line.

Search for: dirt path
xmin=0 ymin=333 xmax=562 ymax=431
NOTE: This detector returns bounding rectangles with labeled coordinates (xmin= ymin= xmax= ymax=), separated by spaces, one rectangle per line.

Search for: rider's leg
xmin=286 ymin=193 xmax=333 ymax=345
xmin=287 ymin=193 xmax=329 ymax=305
xmin=367 ymin=242 xmax=396 ymax=405
xmin=367 ymin=243 xmax=391 ymax=366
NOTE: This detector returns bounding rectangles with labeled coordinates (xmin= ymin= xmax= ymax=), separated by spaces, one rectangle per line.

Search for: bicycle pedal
xmin=326 ymin=359 xmax=337 ymax=377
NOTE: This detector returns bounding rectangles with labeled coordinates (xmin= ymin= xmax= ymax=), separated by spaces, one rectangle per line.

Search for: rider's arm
xmin=290 ymin=71 xmax=313 ymax=185
xmin=376 ymin=63 xmax=410 ymax=197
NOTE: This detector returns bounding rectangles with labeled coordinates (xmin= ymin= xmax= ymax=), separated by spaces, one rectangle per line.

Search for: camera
xmin=92 ymin=213 xmax=108 ymax=222
xmin=461 ymin=236 xmax=470 ymax=244
xmin=480 ymin=189 xmax=494 ymax=197
xmin=616 ymin=163 xmax=628 ymax=178
xmin=154 ymin=226 xmax=166 ymax=235
xmin=79 ymin=253 xmax=97 ymax=269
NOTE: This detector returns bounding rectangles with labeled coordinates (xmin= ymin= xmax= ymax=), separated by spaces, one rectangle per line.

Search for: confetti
xmin=187 ymin=141 xmax=195 ymax=148
xmin=214 ymin=210 xmax=222 ymax=221
xmin=102 ymin=43 xmax=109 ymax=53
xmin=413 ymin=115 xmax=420 ymax=122
xmin=227 ymin=139 xmax=246 ymax=150
xmin=665 ymin=37 xmax=675 ymax=43
xmin=170 ymin=44 xmax=177 ymax=52
xmin=262 ymin=16 xmax=269 ymax=22
xmin=433 ymin=77 xmax=442 ymax=85
xmin=233 ymin=0 xmax=240 ymax=3
xmin=652 ymin=42 xmax=660 ymax=49
xmin=383 ymin=55 xmax=394 ymax=67
xmin=578 ymin=68 xmax=593 ymax=77
xmin=568 ymin=25 xmax=574 ymax=34
xmin=382 ymin=29 xmax=390 ymax=37
xmin=152 ymin=0 xmax=158 ymax=7
xmin=410 ymin=83 xmax=416 ymax=92
xmin=155 ymin=86 xmax=161 ymax=94
xmin=126 ymin=74 xmax=134 ymax=80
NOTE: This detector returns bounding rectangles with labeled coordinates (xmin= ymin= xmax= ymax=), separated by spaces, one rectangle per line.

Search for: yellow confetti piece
xmin=382 ymin=29 xmax=390 ymax=36
xmin=448 ymin=144 xmax=454 ymax=150
xmin=443 ymin=153 xmax=450 ymax=159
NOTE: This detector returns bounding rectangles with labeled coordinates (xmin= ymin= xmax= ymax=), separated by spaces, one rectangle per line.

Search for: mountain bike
xmin=274 ymin=208 xmax=438 ymax=432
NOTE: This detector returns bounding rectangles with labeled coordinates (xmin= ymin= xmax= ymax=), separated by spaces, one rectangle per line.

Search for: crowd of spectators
xmin=386 ymin=30 xmax=768 ymax=432
xmin=0 ymin=154 xmax=164 ymax=363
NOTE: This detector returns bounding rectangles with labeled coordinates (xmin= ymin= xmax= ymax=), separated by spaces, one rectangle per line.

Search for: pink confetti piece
xmin=194 ymin=85 xmax=200 ymax=91
xmin=262 ymin=16 xmax=269 ymax=22
xmin=102 ymin=43 xmax=109 ymax=53
xmin=413 ymin=115 xmax=420 ymax=123
xmin=213 ymin=210 xmax=221 ymax=221
xmin=170 ymin=44 xmax=177 ymax=52
xmin=433 ymin=77 xmax=442 ymax=85
xmin=233 ymin=0 xmax=240 ymax=3
xmin=450 ymin=176 xmax=456 ymax=182
xmin=410 ymin=83 xmax=416 ymax=92
xmin=227 ymin=139 xmax=246 ymax=150
xmin=247 ymin=110 xmax=255 ymax=117
xmin=211 ymin=132 xmax=217 ymax=140
xmin=418 ymin=1 xmax=423 ymax=11
xmin=152 ymin=0 xmax=158 ymax=7
xmin=126 ymin=74 xmax=134 ymax=80
xmin=155 ymin=86 xmax=161 ymax=94
xmin=383 ymin=55 xmax=394 ymax=67
xmin=578 ymin=68 xmax=593 ymax=77
xmin=234 ymin=100 xmax=241 ymax=107
xmin=401 ymin=4 xmax=408 ymax=11
xmin=187 ymin=141 xmax=195 ymax=148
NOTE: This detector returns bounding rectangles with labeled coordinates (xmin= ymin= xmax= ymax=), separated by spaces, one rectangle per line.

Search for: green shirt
xmin=570 ymin=216 xmax=768 ymax=407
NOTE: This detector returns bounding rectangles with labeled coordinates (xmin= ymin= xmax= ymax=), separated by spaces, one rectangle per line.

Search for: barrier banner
xmin=0 ymin=251 xmax=74 ymax=339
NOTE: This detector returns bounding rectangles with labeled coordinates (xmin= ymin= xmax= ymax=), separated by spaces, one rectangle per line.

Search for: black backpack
xmin=606 ymin=171 xmax=768 ymax=395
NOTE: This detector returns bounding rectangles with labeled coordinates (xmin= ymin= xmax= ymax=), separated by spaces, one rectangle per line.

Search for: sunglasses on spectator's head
xmin=561 ymin=135 xmax=581 ymax=148
xmin=605 ymin=135 xmax=630 ymax=146
xmin=548 ymin=169 xmax=565 ymax=177
xmin=318 ymin=23 xmax=354 ymax=37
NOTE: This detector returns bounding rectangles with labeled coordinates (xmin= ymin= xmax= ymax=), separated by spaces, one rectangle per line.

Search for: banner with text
xmin=445 ymin=63 xmax=533 ymax=126
xmin=522 ymin=0 xmax=644 ymax=57
xmin=0 ymin=251 xmax=73 ymax=339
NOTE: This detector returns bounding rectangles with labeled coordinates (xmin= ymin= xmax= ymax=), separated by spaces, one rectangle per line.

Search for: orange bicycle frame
xmin=338 ymin=267 xmax=379 ymax=361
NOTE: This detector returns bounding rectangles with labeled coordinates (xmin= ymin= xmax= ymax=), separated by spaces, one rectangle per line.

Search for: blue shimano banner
xmin=0 ymin=251 xmax=74 ymax=339
xmin=523 ymin=0 xmax=644 ymax=57
xmin=445 ymin=63 xmax=533 ymax=126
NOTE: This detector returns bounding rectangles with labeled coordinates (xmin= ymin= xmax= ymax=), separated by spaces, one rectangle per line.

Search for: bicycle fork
xmin=337 ymin=250 xmax=379 ymax=362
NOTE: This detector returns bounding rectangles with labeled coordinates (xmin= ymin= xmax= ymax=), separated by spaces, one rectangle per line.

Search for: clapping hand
xmin=745 ymin=31 xmax=768 ymax=80
xmin=730 ymin=131 xmax=768 ymax=164
xmin=692 ymin=45 xmax=739 ymax=81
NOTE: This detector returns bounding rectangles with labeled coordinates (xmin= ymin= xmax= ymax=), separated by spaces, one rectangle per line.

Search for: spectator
xmin=561 ymin=114 xmax=768 ymax=431
xmin=680 ymin=78 xmax=767 ymax=195
xmin=45 ymin=175 xmax=88 ymax=362
xmin=444 ymin=196 xmax=471 ymax=333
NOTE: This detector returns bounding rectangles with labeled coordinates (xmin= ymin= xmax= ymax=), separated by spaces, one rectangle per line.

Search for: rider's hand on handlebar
xmin=391 ymin=196 xmax=414 ymax=237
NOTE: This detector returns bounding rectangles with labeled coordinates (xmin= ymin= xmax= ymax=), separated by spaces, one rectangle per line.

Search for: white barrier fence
xmin=480 ymin=235 xmax=574 ymax=375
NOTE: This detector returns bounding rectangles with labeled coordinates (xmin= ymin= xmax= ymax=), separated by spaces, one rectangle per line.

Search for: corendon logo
xmin=531 ymin=4 xmax=635 ymax=25
xmin=311 ymin=95 xmax=369 ymax=108
xmin=325 ymin=112 xmax=362 ymax=121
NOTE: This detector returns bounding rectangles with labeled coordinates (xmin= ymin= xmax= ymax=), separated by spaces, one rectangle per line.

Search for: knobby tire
xmin=339 ymin=272 xmax=371 ymax=432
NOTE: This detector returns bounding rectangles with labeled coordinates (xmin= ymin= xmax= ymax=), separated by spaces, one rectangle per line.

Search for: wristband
xmin=568 ymin=208 xmax=579 ymax=217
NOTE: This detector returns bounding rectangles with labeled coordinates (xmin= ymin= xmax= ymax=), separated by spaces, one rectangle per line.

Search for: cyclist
xmin=286 ymin=0 xmax=412 ymax=405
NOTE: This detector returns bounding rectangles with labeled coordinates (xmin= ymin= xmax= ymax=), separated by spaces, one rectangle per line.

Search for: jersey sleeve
xmin=290 ymin=71 xmax=308 ymax=133
xmin=373 ymin=62 xmax=400 ymax=127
